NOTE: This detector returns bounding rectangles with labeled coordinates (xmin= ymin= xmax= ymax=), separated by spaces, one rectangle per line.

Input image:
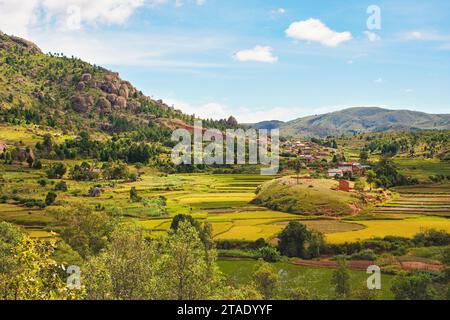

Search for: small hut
xmin=89 ymin=187 xmax=102 ymax=197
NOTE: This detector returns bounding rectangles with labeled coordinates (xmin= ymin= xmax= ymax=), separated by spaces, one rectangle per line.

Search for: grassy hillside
xmin=280 ymin=107 xmax=450 ymax=137
xmin=252 ymin=177 xmax=360 ymax=216
xmin=0 ymin=32 xmax=234 ymax=137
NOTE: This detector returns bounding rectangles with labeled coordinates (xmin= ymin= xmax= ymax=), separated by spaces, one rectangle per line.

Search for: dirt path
xmin=291 ymin=259 xmax=444 ymax=272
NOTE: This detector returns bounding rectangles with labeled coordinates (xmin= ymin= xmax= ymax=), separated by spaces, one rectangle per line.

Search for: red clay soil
xmin=400 ymin=261 xmax=444 ymax=272
xmin=291 ymin=259 xmax=373 ymax=271
xmin=291 ymin=259 xmax=444 ymax=272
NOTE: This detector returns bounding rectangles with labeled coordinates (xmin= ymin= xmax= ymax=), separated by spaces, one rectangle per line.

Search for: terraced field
xmin=2 ymin=165 xmax=449 ymax=245
xmin=375 ymin=184 xmax=450 ymax=218
xmin=327 ymin=183 xmax=450 ymax=243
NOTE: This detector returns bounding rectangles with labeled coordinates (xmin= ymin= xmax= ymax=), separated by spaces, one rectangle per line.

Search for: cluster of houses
xmin=282 ymin=140 xmax=370 ymax=179
xmin=0 ymin=141 xmax=35 ymax=162
xmin=282 ymin=140 xmax=333 ymax=163
xmin=327 ymin=162 xmax=370 ymax=178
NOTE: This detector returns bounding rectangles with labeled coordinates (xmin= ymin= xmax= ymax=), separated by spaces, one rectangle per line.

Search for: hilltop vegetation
xmin=0 ymin=32 xmax=237 ymax=137
xmin=252 ymin=178 xmax=361 ymax=216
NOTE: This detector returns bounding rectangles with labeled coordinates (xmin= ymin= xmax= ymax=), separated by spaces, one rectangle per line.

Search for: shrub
xmin=350 ymin=249 xmax=378 ymax=261
xmin=413 ymin=229 xmax=450 ymax=247
xmin=391 ymin=271 xmax=437 ymax=300
xmin=45 ymin=191 xmax=57 ymax=206
xmin=257 ymin=247 xmax=281 ymax=262
xmin=46 ymin=163 xmax=67 ymax=179
xmin=54 ymin=181 xmax=68 ymax=192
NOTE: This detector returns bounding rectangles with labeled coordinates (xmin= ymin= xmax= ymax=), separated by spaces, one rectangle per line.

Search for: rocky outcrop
xmin=71 ymin=95 xmax=94 ymax=113
xmin=118 ymin=83 xmax=129 ymax=99
xmin=96 ymin=97 xmax=112 ymax=113
xmin=76 ymin=82 xmax=86 ymax=91
xmin=0 ymin=32 xmax=42 ymax=54
xmin=81 ymin=73 xmax=92 ymax=82
xmin=227 ymin=116 xmax=238 ymax=126
xmin=114 ymin=96 xmax=127 ymax=109
xmin=127 ymin=100 xmax=141 ymax=112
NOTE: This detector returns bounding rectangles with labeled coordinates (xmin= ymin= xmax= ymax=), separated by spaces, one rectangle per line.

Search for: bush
xmin=391 ymin=271 xmax=437 ymax=300
xmin=413 ymin=229 xmax=450 ymax=247
xmin=45 ymin=191 xmax=57 ymax=206
xmin=350 ymin=249 xmax=377 ymax=261
xmin=46 ymin=163 xmax=67 ymax=179
xmin=54 ymin=181 xmax=68 ymax=192
xmin=257 ymin=247 xmax=281 ymax=262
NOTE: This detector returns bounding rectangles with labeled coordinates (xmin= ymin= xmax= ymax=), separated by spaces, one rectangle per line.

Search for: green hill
xmin=0 ymin=31 xmax=234 ymax=137
xmin=252 ymin=178 xmax=359 ymax=216
xmin=246 ymin=120 xmax=284 ymax=130
xmin=280 ymin=107 xmax=450 ymax=138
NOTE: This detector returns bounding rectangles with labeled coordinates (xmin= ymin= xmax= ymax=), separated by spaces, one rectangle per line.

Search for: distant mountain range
xmin=250 ymin=107 xmax=450 ymax=137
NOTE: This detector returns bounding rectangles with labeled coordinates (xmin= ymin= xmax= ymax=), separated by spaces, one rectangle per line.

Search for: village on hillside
xmin=281 ymin=139 xmax=371 ymax=185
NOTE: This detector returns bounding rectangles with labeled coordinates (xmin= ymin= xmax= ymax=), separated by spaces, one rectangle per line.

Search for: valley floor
xmin=1 ymin=169 xmax=449 ymax=245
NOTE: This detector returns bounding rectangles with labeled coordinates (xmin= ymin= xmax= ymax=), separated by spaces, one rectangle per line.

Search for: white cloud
xmin=233 ymin=46 xmax=278 ymax=63
xmin=403 ymin=88 xmax=414 ymax=93
xmin=364 ymin=31 xmax=381 ymax=42
xmin=32 ymin=31 xmax=226 ymax=68
xmin=0 ymin=0 xmax=40 ymax=37
xmin=41 ymin=0 xmax=145 ymax=29
xmin=374 ymin=78 xmax=383 ymax=83
xmin=0 ymin=0 xmax=145 ymax=35
xmin=164 ymin=99 xmax=228 ymax=120
xmin=285 ymin=18 xmax=352 ymax=47
xmin=403 ymin=30 xmax=448 ymax=41
xmin=174 ymin=0 xmax=206 ymax=8
xmin=271 ymin=8 xmax=285 ymax=15
xmin=0 ymin=0 xmax=205 ymax=37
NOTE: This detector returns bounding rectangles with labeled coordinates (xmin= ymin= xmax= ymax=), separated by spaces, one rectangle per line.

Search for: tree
xmin=391 ymin=272 xmax=436 ymax=300
xmin=253 ymin=261 xmax=279 ymax=299
xmin=359 ymin=151 xmax=369 ymax=163
xmin=331 ymin=259 xmax=351 ymax=299
xmin=0 ymin=222 xmax=81 ymax=300
xmin=45 ymin=191 xmax=57 ymax=206
xmin=54 ymin=181 xmax=68 ymax=192
xmin=366 ymin=170 xmax=376 ymax=191
xmin=84 ymin=225 xmax=157 ymax=300
xmin=26 ymin=155 xmax=34 ymax=168
xmin=170 ymin=214 xmax=200 ymax=231
xmin=50 ymin=205 xmax=119 ymax=258
xmin=70 ymin=162 xmax=99 ymax=181
xmin=130 ymin=187 xmax=140 ymax=202
xmin=32 ymin=159 xmax=42 ymax=169
xmin=290 ymin=157 xmax=303 ymax=184
xmin=46 ymin=163 xmax=67 ymax=179
xmin=354 ymin=179 xmax=366 ymax=192
xmin=278 ymin=221 xmax=310 ymax=258
xmin=257 ymin=247 xmax=281 ymax=262
xmin=306 ymin=231 xmax=325 ymax=259
xmin=157 ymin=221 xmax=222 ymax=300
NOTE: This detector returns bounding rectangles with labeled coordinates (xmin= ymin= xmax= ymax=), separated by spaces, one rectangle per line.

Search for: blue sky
xmin=1 ymin=0 xmax=450 ymax=122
